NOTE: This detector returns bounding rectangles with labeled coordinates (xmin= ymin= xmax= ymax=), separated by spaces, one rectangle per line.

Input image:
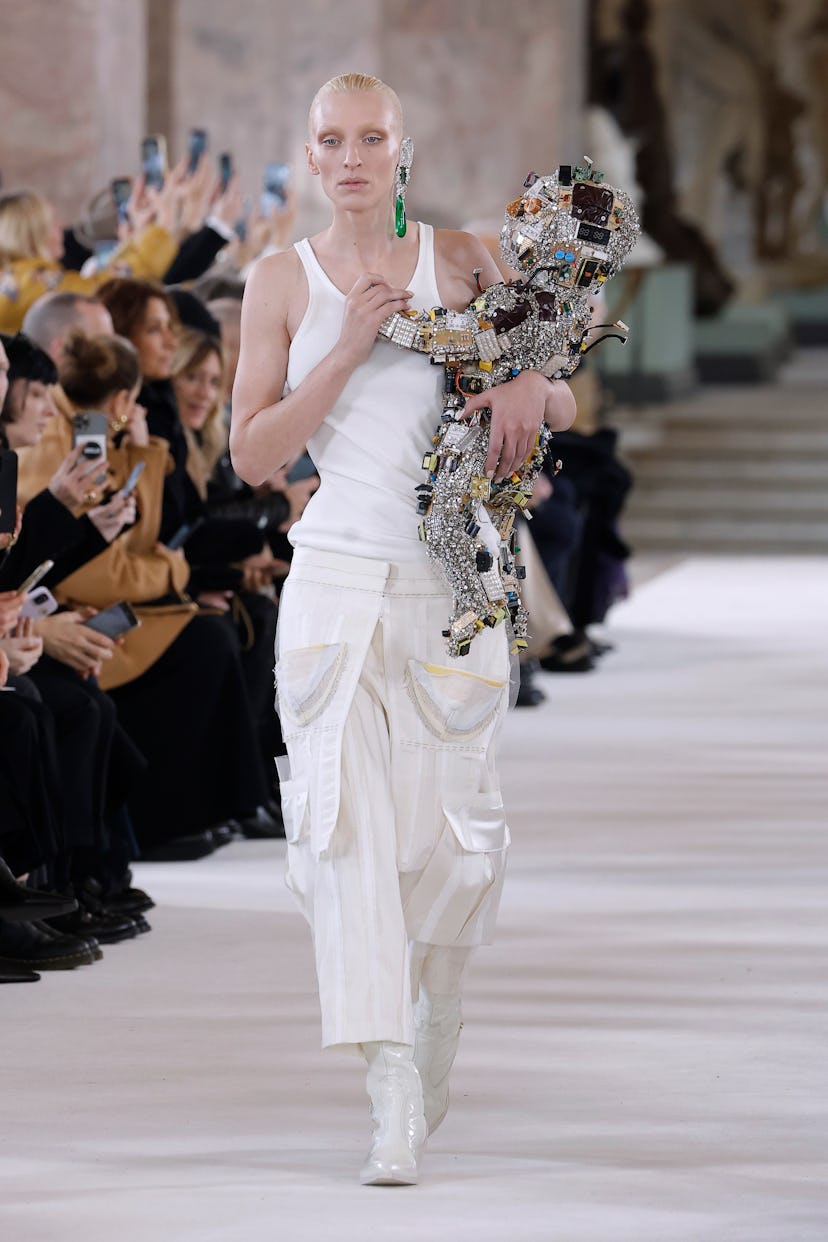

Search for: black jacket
xmin=0 ymin=490 xmax=107 ymax=593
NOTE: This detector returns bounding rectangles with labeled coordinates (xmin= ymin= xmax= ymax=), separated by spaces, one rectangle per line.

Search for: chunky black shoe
xmin=31 ymin=921 xmax=104 ymax=961
xmin=238 ymin=806 xmax=286 ymax=840
xmin=539 ymin=631 xmax=595 ymax=674
xmin=0 ymin=960 xmax=41 ymax=983
xmin=81 ymin=875 xmax=155 ymax=917
xmin=0 ymin=858 xmax=79 ymax=923
xmin=45 ymin=905 xmax=138 ymax=945
xmin=24 ymin=921 xmax=97 ymax=966
xmin=103 ymin=887 xmax=155 ymax=916
xmin=0 ymin=918 xmax=95 ymax=970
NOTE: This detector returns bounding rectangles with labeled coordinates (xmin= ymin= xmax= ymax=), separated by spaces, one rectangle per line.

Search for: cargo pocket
xmin=442 ymin=789 xmax=510 ymax=853
xmin=401 ymin=789 xmax=509 ymax=946
xmin=276 ymin=642 xmax=348 ymax=730
xmin=278 ymin=777 xmax=310 ymax=845
xmin=404 ymin=660 xmax=506 ymax=744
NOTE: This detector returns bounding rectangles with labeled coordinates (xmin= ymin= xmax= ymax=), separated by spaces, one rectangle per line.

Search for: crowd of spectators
xmin=0 ymin=139 xmax=632 ymax=981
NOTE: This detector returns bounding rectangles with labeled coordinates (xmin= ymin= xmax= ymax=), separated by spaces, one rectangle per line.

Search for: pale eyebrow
xmin=317 ymin=124 xmax=391 ymax=139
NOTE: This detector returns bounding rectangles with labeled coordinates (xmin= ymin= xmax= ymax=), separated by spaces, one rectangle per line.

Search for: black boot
xmin=0 ymin=960 xmax=41 ymax=984
xmin=516 ymin=659 xmax=546 ymax=707
xmin=0 ymin=918 xmax=94 ymax=970
xmin=539 ymin=631 xmax=595 ymax=674
xmin=238 ymin=805 xmax=286 ymax=839
xmin=0 ymin=858 xmax=79 ymax=924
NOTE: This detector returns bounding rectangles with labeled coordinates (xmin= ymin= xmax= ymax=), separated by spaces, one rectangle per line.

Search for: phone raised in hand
xmin=141 ymin=134 xmax=167 ymax=190
xmin=83 ymin=600 xmax=141 ymax=640
xmin=0 ymin=450 xmax=18 ymax=535
xmin=111 ymin=177 xmax=132 ymax=225
xmin=219 ymin=152 xmax=233 ymax=192
xmin=188 ymin=127 xmax=208 ymax=175
xmin=261 ymin=161 xmax=290 ymax=216
xmin=72 ymin=412 xmax=108 ymax=463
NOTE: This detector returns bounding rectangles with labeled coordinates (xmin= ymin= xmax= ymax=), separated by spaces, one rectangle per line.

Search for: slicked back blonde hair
xmin=0 ymin=192 xmax=53 ymax=264
xmin=308 ymin=72 xmax=403 ymax=138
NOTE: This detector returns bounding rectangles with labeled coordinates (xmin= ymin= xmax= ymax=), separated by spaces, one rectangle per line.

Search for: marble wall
xmin=0 ymin=0 xmax=147 ymax=221
xmin=0 ymin=0 xmax=586 ymax=231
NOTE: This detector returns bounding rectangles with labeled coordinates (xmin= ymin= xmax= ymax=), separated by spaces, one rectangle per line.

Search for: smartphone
xmin=166 ymin=516 xmax=203 ymax=551
xmin=0 ymin=449 xmax=17 ymax=535
xmin=120 ymin=461 xmax=146 ymax=496
xmin=286 ymin=453 xmax=317 ymax=484
xmin=261 ymin=161 xmax=290 ymax=215
xmin=111 ymin=177 xmax=132 ymax=225
xmin=72 ymin=412 xmax=108 ymax=463
xmin=219 ymin=152 xmax=233 ymax=191
xmin=16 ymin=559 xmax=55 ymax=597
xmin=84 ymin=600 xmax=141 ymax=640
xmin=20 ymin=585 xmax=58 ymax=621
xmin=234 ymin=195 xmax=252 ymax=242
xmin=188 ymin=127 xmax=208 ymax=175
xmin=141 ymin=134 xmax=167 ymax=190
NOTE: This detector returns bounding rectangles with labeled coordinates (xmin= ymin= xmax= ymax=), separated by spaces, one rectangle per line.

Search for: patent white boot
xmin=413 ymin=992 xmax=463 ymax=1135
xmin=359 ymin=1041 xmax=427 ymax=1186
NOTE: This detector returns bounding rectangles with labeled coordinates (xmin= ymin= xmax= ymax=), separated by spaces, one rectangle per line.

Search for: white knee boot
xmin=413 ymin=992 xmax=463 ymax=1135
xmin=360 ymin=1041 xmax=427 ymax=1186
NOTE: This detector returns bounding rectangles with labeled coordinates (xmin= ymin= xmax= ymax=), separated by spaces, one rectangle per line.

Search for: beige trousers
xmin=275 ymin=548 xmax=510 ymax=1052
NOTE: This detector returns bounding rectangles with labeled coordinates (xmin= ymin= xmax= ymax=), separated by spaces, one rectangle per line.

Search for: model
xmin=230 ymin=72 xmax=576 ymax=1186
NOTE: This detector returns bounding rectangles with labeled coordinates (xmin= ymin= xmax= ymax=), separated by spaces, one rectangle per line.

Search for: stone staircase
xmin=615 ymin=349 xmax=828 ymax=554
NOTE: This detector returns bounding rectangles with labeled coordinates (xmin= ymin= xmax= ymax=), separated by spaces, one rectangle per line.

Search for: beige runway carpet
xmin=3 ymin=557 xmax=826 ymax=1242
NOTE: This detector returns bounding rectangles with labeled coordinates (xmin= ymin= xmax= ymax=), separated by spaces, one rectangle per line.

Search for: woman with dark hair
xmin=96 ymin=277 xmax=199 ymax=544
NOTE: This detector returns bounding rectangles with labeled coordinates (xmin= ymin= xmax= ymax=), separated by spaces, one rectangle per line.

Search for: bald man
xmin=22 ymin=291 xmax=114 ymax=366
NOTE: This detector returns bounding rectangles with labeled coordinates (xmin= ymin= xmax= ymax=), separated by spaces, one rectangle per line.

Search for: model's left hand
xmin=461 ymin=370 xmax=564 ymax=483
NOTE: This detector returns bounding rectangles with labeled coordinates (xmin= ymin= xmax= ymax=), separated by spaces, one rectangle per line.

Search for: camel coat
xmin=16 ymin=389 xmax=196 ymax=689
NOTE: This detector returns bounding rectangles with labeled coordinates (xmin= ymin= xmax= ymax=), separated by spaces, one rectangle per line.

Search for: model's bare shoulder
xmin=433 ymin=228 xmax=502 ymax=306
xmin=243 ymin=248 xmax=299 ymax=315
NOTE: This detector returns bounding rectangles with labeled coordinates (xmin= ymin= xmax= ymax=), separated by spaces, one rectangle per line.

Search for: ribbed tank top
xmin=285 ymin=223 xmax=443 ymax=561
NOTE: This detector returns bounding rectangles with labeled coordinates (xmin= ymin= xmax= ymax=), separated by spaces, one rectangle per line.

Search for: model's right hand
xmin=336 ymin=273 xmax=413 ymax=368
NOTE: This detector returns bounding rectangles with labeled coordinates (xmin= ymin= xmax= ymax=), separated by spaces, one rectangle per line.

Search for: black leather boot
xmin=0 ymin=858 xmax=78 ymax=923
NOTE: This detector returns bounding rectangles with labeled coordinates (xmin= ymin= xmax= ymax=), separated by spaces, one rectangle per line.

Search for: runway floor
xmin=3 ymin=557 xmax=827 ymax=1242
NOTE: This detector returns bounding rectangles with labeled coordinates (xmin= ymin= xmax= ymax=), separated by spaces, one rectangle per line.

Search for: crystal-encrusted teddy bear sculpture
xmin=378 ymin=161 xmax=640 ymax=656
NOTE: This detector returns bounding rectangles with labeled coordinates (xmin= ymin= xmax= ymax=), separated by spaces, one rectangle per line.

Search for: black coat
xmin=0 ymin=490 xmax=107 ymax=593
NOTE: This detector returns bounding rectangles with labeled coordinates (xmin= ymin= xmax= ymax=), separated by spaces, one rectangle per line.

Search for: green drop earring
xmin=394 ymin=137 xmax=414 ymax=238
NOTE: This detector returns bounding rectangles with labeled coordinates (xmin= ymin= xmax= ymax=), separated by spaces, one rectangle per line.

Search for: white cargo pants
xmin=275 ymin=547 xmax=510 ymax=1053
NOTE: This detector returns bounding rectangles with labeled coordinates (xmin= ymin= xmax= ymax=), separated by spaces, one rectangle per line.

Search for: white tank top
xmin=285 ymin=222 xmax=443 ymax=561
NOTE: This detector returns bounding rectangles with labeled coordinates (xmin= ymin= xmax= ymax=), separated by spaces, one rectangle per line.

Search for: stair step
xmin=627 ymin=458 xmax=828 ymax=484
xmin=628 ymin=429 xmax=828 ymax=454
xmin=613 ymin=347 xmax=827 ymax=553
xmin=627 ymin=486 xmax=828 ymax=514
xmin=623 ymin=515 xmax=828 ymax=549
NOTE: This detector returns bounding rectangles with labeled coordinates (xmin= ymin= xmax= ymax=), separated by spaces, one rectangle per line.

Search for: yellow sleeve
xmin=0 ymin=226 xmax=177 ymax=333
xmin=99 ymin=224 xmax=178 ymax=281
